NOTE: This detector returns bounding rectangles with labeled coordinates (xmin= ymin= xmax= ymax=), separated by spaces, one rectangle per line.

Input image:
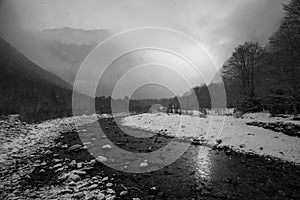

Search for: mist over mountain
xmin=36 ymin=28 xmax=112 ymax=85
xmin=38 ymin=40 xmax=96 ymax=85
xmin=2 ymin=28 xmax=112 ymax=86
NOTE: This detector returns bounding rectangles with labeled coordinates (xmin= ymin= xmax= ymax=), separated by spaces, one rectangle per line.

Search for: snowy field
xmin=121 ymin=113 xmax=300 ymax=164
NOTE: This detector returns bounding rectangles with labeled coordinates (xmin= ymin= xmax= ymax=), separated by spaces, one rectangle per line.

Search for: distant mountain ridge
xmin=41 ymin=27 xmax=111 ymax=45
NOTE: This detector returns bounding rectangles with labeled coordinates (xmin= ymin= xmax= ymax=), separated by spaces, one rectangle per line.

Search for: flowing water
xmin=73 ymin=117 xmax=300 ymax=199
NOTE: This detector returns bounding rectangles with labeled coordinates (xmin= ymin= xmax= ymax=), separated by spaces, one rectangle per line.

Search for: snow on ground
xmin=122 ymin=113 xmax=300 ymax=164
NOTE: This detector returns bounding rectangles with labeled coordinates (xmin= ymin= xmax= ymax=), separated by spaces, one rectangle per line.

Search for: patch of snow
xmin=121 ymin=113 xmax=300 ymax=164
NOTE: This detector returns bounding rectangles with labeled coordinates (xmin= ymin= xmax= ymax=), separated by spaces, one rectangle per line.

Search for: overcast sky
xmin=0 ymin=0 xmax=288 ymax=98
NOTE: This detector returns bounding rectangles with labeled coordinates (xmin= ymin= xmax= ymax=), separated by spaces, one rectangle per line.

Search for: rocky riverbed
xmin=0 ymin=114 xmax=128 ymax=200
xmin=1 ymin=115 xmax=300 ymax=200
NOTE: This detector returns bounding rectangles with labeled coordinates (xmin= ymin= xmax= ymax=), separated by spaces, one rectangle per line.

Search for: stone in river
xmin=69 ymin=160 xmax=76 ymax=167
xmin=72 ymin=170 xmax=86 ymax=175
xmin=120 ymin=191 xmax=128 ymax=196
xmin=96 ymin=156 xmax=108 ymax=162
xmin=140 ymin=160 xmax=149 ymax=167
xmin=102 ymin=144 xmax=112 ymax=150
xmin=107 ymin=188 xmax=115 ymax=194
xmin=149 ymin=186 xmax=159 ymax=195
xmin=88 ymin=184 xmax=98 ymax=190
xmin=191 ymin=139 xmax=202 ymax=145
xmin=52 ymin=163 xmax=63 ymax=169
xmin=106 ymin=182 xmax=113 ymax=187
xmin=68 ymin=173 xmax=81 ymax=182
xmin=77 ymin=162 xmax=83 ymax=169
xmin=67 ymin=144 xmax=82 ymax=152
xmin=216 ymin=139 xmax=222 ymax=144
xmin=97 ymin=193 xmax=105 ymax=200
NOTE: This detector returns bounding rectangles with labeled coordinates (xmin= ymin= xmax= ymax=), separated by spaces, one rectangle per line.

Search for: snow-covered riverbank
xmin=121 ymin=113 xmax=300 ymax=164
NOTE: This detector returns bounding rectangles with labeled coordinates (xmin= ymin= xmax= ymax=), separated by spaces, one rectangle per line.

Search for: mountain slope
xmin=0 ymin=37 xmax=72 ymax=90
xmin=0 ymin=37 xmax=75 ymax=122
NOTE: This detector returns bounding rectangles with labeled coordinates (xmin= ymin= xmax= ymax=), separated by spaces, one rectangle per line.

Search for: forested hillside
xmin=0 ymin=37 xmax=74 ymax=122
xmin=222 ymin=0 xmax=300 ymax=115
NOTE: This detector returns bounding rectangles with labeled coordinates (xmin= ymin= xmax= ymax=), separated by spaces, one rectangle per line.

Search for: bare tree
xmin=223 ymin=42 xmax=264 ymax=97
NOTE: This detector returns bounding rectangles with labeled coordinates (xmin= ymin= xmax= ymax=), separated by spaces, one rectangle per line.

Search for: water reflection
xmin=69 ymin=119 xmax=300 ymax=199
xmin=79 ymin=121 xmax=192 ymax=173
xmin=187 ymin=146 xmax=213 ymax=181
xmin=79 ymin=121 xmax=213 ymax=178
